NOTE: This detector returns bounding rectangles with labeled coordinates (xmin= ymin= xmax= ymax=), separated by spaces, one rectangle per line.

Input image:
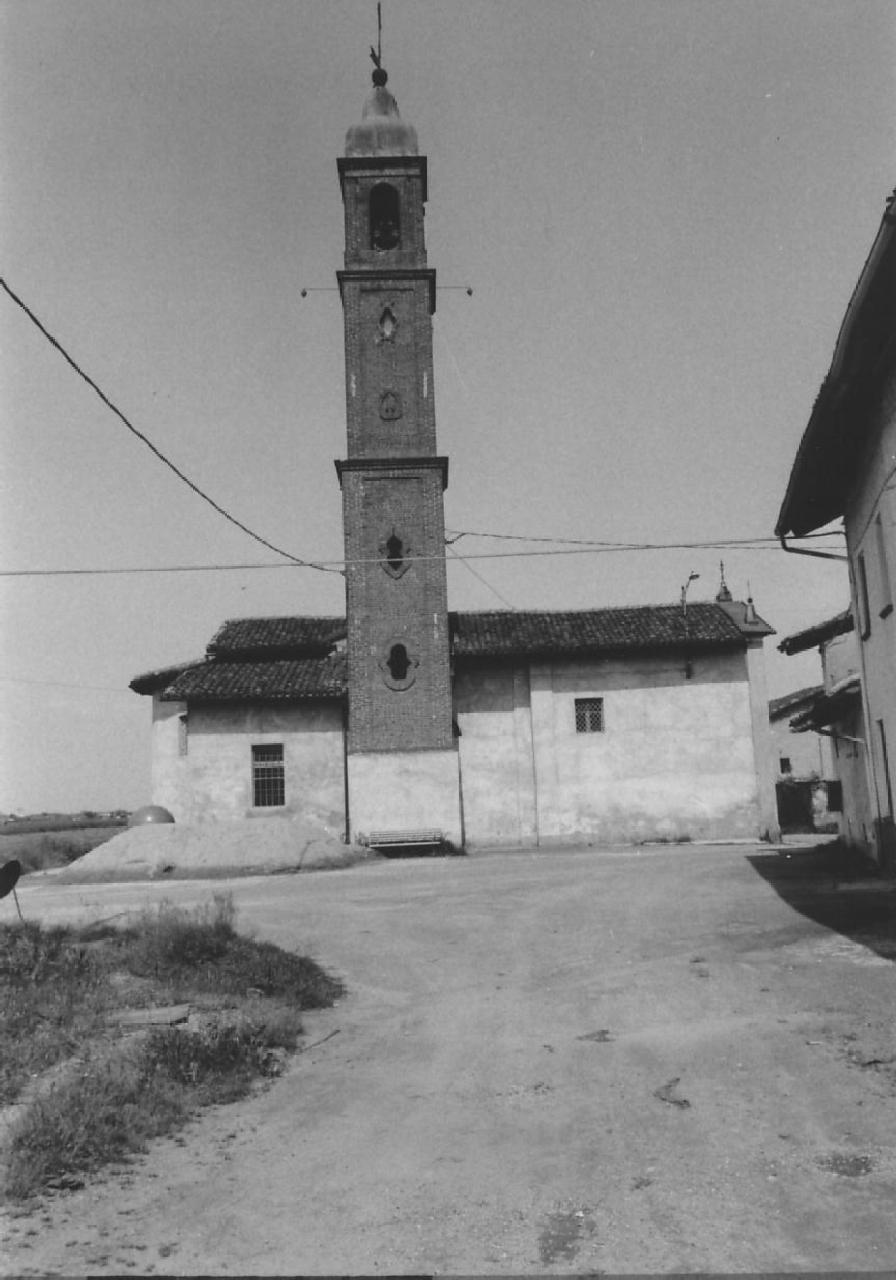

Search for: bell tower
xmin=335 ymin=66 xmax=462 ymax=845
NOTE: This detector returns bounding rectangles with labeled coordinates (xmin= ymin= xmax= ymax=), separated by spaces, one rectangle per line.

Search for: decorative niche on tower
xmin=377 ymin=306 xmax=398 ymax=342
xmin=379 ymin=528 xmax=412 ymax=578
xmin=380 ymin=639 xmax=419 ymax=691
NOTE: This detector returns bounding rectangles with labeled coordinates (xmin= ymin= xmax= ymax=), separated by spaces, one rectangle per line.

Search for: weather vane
xmin=370 ymin=3 xmax=386 ymax=82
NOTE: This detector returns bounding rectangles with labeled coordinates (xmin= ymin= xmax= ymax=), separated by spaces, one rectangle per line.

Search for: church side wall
xmin=455 ymin=663 xmax=537 ymax=847
xmin=457 ymin=650 xmax=766 ymax=846
xmin=151 ymin=700 xmax=346 ymax=829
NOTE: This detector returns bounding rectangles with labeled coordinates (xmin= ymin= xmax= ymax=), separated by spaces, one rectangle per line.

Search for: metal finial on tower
xmin=716 ymin=559 xmax=732 ymax=603
xmin=370 ymin=3 xmax=387 ymax=84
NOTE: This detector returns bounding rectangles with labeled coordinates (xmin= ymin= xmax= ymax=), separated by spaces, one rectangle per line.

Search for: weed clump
xmin=0 ymin=895 xmax=342 ymax=1200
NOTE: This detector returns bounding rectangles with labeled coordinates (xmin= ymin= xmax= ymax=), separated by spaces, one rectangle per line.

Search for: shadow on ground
xmin=747 ymin=842 xmax=896 ymax=963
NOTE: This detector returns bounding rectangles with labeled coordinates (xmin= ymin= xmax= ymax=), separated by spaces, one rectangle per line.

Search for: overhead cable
xmin=0 ymin=534 xmax=846 ymax=578
xmin=0 ymin=277 xmax=341 ymax=576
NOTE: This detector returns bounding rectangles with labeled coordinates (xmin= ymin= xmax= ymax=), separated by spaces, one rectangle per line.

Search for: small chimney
xmin=745 ymin=581 xmax=758 ymax=625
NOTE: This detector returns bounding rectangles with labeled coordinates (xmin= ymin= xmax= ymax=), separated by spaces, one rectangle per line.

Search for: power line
xmin=0 ymin=276 xmax=342 ymax=577
xmin=0 ymin=535 xmax=845 ymax=578
xmin=1 ymin=675 xmax=133 ymax=694
xmin=447 ymin=544 xmax=516 ymax=610
xmin=446 ymin=527 xmax=842 ymax=548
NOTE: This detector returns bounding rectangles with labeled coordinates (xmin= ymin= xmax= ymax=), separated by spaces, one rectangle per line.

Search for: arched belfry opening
xmin=370 ymin=183 xmax=401 ymax=250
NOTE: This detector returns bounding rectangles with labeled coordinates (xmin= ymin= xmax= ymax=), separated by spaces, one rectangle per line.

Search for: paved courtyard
xmin=3 ymin=841 xmax=895 ymax=1274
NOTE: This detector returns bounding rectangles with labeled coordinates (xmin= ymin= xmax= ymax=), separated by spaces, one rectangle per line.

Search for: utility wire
xmin=447 ymin=544 xmax=516 ymax=610
xmin=0 ymin=536 xmax=845 ymax=578
xmin=0 ymin=277 xmax=341 ymax=576
xmin=1 ymin=674 xmax=133 ymax=694
xmin=446 ymin=527 xmax=842 ymax=548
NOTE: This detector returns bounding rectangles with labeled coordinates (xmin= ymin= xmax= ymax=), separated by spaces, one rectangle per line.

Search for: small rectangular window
xmin=827 ymin=780 xmax=843 ymax=812
xmin=875 ymin=513 xmax=893 ymax=617
xmin=575 ymin=697 xmax=604 ymax=733
xmin=857 ymin=551 xmax=871 ymax=639
xmin=779 ymin=757 xmax=792 ymax=775
xmin=178 ymin=714 xmax=188 ymax=757
xmin=252 ymin=744 xmax=285 ymax=807
xmin=877 ymin=721 xmax=894 ymax=819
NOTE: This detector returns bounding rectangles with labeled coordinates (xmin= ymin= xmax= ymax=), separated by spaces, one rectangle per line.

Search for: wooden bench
xmin=366 ymin=829 xmax=444 ymax=851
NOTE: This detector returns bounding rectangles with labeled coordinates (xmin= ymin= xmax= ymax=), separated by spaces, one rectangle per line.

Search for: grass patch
xmin=1 ymin=825 xmax=126 ymax=874
xmin=0 ymin=894 xmax=342 ymax=1200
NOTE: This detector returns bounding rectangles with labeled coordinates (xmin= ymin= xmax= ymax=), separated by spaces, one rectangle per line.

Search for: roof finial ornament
xmin=716 ymin=559 xmax=733 ymax=603
xmin=370 ymin=2 xmax=387 ymax=85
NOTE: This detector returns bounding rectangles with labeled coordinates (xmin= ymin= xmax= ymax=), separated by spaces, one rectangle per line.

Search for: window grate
xmin=575 ymin=697 xmax=604 ymax=733
xmin=252 ymin=744 xmax=285 ymax=807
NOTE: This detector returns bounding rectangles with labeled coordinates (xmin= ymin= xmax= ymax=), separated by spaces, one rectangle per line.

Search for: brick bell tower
xmin=335 ymin=64 xmax=462 ymax=845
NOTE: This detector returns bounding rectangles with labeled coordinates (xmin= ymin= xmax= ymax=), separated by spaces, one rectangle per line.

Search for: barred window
xmin=575 ymin=697 xmax=604 ymax=733
xmin=252 ymin=744 xmax=285 ymax=807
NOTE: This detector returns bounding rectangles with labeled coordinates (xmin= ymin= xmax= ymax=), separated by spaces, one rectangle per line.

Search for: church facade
xmin=131 ymin=68 xmax=779 ymax=849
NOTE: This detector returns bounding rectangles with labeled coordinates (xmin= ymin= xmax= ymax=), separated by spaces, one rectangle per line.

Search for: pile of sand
xmin=54 ymin=816 xmax=374 ymax=883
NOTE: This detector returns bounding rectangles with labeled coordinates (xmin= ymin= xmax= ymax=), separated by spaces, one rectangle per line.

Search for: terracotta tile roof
xmin=162 ymin=654 xmax=347 ymax=703
xmin=207 ymin=616 xmax=346 ymax=658
xmin=450 ymin=602 xmax=769 ymax=658
xmin=769 ymin=686 xmax=824 ymax=722
xmin=775 ymin=186 xmax=896 ymax=537
xmin=789 ymin=676 xmax=862 ymax=732
xmin=129 ymin=662 xmax=205 ymax=696
xmin=778 ymin=609 xmax=853 ymax=655
xmin=132 ymin=601 xmax=771 ymax=703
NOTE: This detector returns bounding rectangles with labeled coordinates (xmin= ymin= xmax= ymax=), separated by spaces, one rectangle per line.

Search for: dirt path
xmin=3 ymin=844 xmax=895 ymax=1274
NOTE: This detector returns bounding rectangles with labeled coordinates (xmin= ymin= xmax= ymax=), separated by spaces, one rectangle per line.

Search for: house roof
xmin=131 ymin=600 xmax=772 ymax=703
xmin=776 ymin=186 xmax=896 ymax=537
xmin=207 ymin=616 xmax=346 ymax=659
xmin=129 ymin=661 xmax=206 ymax=696
xmin=778 ymin=609 xmax=854 ymax=655
xmin=161 ymin=654 xmax=348 ymax=704
xmin=789 ymin=675 xmax=862 ymax=733
xmin=769 ymin=685 xmax=824 ymax=722
xmin=449 ymin=602 xmax=772 ymax=659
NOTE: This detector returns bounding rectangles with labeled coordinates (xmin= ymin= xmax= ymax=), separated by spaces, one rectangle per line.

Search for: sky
xmin=1 ymin=0 xmax=894 ymax=814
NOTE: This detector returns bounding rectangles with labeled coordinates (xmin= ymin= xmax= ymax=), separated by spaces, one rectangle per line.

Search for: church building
xmin=131 ymin=66 xmax=779 ymax=849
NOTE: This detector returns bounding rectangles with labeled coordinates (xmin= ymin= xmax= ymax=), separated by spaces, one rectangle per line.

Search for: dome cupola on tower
xmin=344 ymin=70 xmax=419 ymax=157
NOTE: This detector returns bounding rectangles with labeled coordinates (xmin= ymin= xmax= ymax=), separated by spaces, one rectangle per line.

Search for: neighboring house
xmin=768 ymin=684 xmax=836 ymax=835
xmin=775 ymin=184 xmax=896 ymax=869
xmin=769 ymin=686 xmax=831 ymax=780
xmin=131 ymin=597 xmax=780 ymax=847
xmin=132 ymin=64 xmax=781 ymax=850
xmin=778 ymin=611 xmax=872 ymax=853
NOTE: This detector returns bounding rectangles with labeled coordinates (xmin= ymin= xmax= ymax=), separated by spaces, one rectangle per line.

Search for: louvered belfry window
xmin=252 ymin=744 xmax=285 ymax=807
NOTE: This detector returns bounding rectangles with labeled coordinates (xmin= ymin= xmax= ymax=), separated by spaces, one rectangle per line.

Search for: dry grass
xmin=0 ymin=894 xmax=342 ymax=1200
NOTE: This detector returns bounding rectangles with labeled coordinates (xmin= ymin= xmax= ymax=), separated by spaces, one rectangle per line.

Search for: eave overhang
xmin=776 ymin=189 xmax=896 ymax=537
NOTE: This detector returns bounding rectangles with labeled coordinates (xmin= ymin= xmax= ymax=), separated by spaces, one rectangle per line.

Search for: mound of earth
xmin=52 ymin=816 xmax=374 ymax=882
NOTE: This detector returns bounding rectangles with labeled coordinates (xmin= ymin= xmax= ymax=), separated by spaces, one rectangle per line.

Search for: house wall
xmin=830 ymin=698 xmax=874 ymax=850
xmin=769 ymin=717 xmax=830 ymax=780
xmin=817 ymin=629 xmax=873 ymax=848
xmin=150 ymin=698 xmax=346 ymax=829
xmin=456 ymin=647 xmax=775 ymax=846
xmin=845 ymin=357 xmax=896 ymax=866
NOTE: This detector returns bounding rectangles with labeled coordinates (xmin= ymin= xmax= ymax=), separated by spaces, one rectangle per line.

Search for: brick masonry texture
xmin=337 ymin=146 xmax=454 ymax=756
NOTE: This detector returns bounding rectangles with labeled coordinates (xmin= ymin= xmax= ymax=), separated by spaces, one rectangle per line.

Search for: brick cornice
xmin=335 ymin=456 xmax=449 ymax=489
xmin=337 ymin=268 xmax=437 ymax=313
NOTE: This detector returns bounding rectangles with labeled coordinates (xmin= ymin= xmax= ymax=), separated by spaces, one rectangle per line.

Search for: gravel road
xmin=3 ymin=842 xmax=895 ymax=1274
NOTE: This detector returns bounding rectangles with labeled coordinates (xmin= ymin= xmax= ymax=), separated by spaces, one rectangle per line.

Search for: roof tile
xmin=162 ymin=654 xmax=347 ymax=703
